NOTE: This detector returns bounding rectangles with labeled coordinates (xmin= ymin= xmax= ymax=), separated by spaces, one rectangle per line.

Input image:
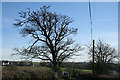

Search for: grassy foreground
xmin=2 ymin=65 xmax=119 ymax=80
xmin=2 ymin=65 xmax=92 ymax=79
xmin=2 ymin=65 xmax=53 ymax=79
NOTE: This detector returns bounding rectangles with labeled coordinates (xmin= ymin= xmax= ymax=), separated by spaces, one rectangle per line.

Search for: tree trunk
xmin=54 ymin=72 xmax=58 ymax=80
xmin=52 ymin=64 xmax=60 ymax=80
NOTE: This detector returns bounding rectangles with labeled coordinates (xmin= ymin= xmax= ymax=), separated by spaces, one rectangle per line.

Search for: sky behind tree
xmin=2 ymin=2 xmax=118 ymax=62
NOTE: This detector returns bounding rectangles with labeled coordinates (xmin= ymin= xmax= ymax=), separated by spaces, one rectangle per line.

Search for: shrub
xmin=94 ymin=62 xmax=109 ymax=75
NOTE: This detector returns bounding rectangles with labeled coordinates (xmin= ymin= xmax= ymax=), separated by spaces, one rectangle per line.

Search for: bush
xmin=94 ymin=62 xmax=109 ymax=75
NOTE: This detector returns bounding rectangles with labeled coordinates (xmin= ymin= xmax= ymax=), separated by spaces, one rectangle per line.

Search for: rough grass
xmin=2 ymin=65 xmax=53 ymax=79
xmin=16 ymin=66 xmax=50 ymax=70
xmin=2 ymin=65 xmax=93 ymax=79
xmin=2 ymin=65 xmax=119 ymax=79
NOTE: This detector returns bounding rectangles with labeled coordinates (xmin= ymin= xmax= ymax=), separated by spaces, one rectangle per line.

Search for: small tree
xmin=88 ymin=40 xmax=117 ymax=74
xmin=13 ymin=6 xmax=82 ymax=79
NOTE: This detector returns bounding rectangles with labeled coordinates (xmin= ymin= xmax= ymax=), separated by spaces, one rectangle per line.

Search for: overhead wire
xmin=89 ymin=0 xmax=93 ymax=45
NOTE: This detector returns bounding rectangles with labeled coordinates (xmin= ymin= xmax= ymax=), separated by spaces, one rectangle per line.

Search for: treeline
xmin=38 ymin=62 xmax=88 ymax=69
xmin=38 ymin=62 xmax=120 ymax=72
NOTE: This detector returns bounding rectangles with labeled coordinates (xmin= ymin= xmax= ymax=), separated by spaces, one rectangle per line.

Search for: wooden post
xmin=92 ymin=40 xmax=95 ymax=75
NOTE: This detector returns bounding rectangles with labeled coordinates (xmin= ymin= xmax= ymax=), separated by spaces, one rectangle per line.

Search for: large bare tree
xmin=13 ymin=6 xmax=82 ymax=78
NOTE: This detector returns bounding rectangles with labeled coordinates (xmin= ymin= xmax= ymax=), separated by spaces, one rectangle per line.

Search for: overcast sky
xmin=2 ymin=2 xmax=118 ymax=62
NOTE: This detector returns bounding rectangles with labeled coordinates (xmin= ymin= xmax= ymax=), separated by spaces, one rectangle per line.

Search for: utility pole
xmin=92 ymin=40 xmax=95 ymax=75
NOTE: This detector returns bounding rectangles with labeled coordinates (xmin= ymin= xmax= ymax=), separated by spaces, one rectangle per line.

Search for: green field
xmin=61 ymin=68 xmax=92 ymax=74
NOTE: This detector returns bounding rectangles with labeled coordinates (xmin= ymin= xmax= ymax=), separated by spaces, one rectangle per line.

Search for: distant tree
xmin=88 ymin=40 xmax=117 ymax=74
xmin=13 ymin=6 xmax=82 ymax=79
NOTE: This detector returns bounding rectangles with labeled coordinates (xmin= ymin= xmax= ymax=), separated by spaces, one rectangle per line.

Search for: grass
xmin=17 ymin=66 xmax=50 ymax=70
xmin=2 ymin=65 xmax=119 ymax=79
xmin=2 ymin=65 xmax=92 ymax=75
xmin=32 ymin=62 xmax=40 ymax=66
xmin=61 ymin=67 xmax=92 ymax=74
xmin=2 ymin=65 xmax=53 ymax=79
xmin=76 ymin=69 xmax=92 ymax=74
xmin=2 ymin=65 xmax=93 ymax=79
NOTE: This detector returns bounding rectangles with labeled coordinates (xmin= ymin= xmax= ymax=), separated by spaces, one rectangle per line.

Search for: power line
xmin=89 ymin=0 xmax=95 ymax=75
xmin=89 ymin=0 xmax=93 ymax=42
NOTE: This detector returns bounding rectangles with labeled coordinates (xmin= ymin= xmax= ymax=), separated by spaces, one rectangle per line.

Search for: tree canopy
xmin=13 ymin=6 xmax=82 ymax=78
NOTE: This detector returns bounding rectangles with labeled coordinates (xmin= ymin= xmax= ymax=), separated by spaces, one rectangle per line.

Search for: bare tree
xmin=88 ymin=40 xmax=116 ymax=63
xmin=88 ymin=40 xmax=117 ymax=74
xmin=13 ymin=6 xmax=82 ymax=78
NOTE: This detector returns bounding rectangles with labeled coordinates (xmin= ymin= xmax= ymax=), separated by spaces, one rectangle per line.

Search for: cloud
xmin=94 ymin=32 xmax=118 ymax=45
xmin=2 ymin=48 xmax=21 ymax=61
xmin=2 ymin=17 xmax=14 ymax=23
